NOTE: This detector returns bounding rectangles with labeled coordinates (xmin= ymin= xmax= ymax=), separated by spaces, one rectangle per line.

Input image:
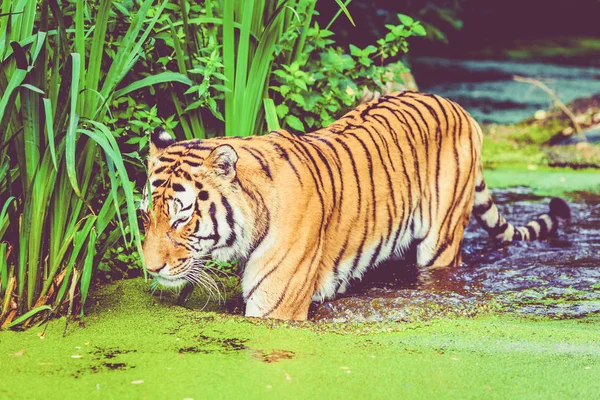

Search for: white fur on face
xmin=159 ymin=131 xmax=172 ymax=142
xmin=169 ymin=183 xmax=196 ymax=227
xmin=154 ymin=264 xmax=187 ymax=287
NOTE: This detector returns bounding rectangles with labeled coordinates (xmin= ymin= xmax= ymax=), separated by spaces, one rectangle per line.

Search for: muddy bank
xmin=312 ymin=188 xmax=600 ymax=322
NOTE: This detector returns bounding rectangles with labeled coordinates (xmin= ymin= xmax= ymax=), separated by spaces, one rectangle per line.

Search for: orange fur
xmin=140 ymin=92 xmax=569 ymax=320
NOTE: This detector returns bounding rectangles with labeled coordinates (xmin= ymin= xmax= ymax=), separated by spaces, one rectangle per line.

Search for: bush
xmin=271 ymin=14 xmax=425 ymax=132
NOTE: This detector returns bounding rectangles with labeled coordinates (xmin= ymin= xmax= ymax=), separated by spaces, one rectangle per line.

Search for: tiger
xmin=139 ymin=91 xmax=570 ymax=321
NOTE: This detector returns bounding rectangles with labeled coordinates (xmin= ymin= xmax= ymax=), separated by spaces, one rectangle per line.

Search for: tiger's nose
xmin=146 ymin=263 xmax=167 ymax=273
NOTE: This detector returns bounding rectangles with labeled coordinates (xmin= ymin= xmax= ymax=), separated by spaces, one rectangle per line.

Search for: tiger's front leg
xmin=241 ymin=243 xmax=322 ymax=321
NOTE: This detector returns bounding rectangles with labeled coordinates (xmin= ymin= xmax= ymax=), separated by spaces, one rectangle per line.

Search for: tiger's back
xmin=141 ymin=92 xmax=569 ymax=320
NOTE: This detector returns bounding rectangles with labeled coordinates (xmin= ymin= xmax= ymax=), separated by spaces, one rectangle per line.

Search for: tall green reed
xmin=0 ymin=0 xmax=166 ymax=328
xmin=119 ymin=0 xmax=352 ymax=139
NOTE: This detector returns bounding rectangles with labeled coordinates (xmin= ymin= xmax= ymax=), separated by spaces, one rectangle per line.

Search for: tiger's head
xmin=139 ymin=128 xmax=252 ymax=288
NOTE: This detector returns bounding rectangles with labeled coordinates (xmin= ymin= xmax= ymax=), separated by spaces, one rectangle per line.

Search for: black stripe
xmin=398 ymin=96 xmax=443 ymax=214
xmin=389 ymin=101 xmax=433 ymax=232
xmin=347 ymin=131 xmax=377 ymax=227
xmin=475 ymin=181 xmax=486 ymax=192
xmin=357 ymin=119 xmax=398 ymax=223
xmin=513 ymin=229 xmax=522 ymax=241
xmin=241 ymin=147 xmax=273 ymax=180
xmin=177 ymin=141 xmax=216 ymax=151
xmin=367 ymin=112 xmax=413 ymax=230
xmin=366 ymin=240 xmax=384 ymax=269
xmin=490 ymin=221 xmax=509 ymax=237
xmin=185 ymin=160 xmax=202 ymax=167
xmin=172 ymin=183 xmax=185 ymax=192
xmin=268 ymin=141 xmax=303 ymax=185
xmin=334 ymin=137 xmax=362 ymax=209
xmin=242 ymin=183 xmax=271 ymax=257
xmin=346 ymin=223 xmax=369 ymax=283
xmin=153 ymin=165 xmax=170 ymax=174
xmin=473 ymin=199 xmax=493 ymax=215
xmin=208 ymin=202 xmax=220 ymax=242
xmin=308 ymin=136 xmax=345 ymax=224
xmin=301 ymin=137 xmax=338 ymax=224
xmin=526 ymin=225 xmax=537 ymax=240
xmin=221 ymin=195 xmax=236 ymax=246
xmin=427 ymin=240 xmax=450 ymax=267
xmin=369 ymin=114 xmax=397 ymax=172
xmin=179 ymin=203 xmax=193 ymax=213
xmin=537 ymin=217 xmax=549 ymax=239
xmin=175 ymin=169 xmax=193 ymax=181
xmin=387 ymin=107 xmax=424 ymax=202
xmin=243 ymin=248 xmax=293 ymax=301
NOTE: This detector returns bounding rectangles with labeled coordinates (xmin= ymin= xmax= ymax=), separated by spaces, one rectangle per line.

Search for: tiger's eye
xmin=199 ymin=191 xmax=209 ymax=201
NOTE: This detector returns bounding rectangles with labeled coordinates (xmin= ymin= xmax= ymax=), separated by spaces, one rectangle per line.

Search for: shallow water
xmin=413 ymin=57 xmax=600 ymax=124
xmin=312 ymin=188 xmax=600 ymax=322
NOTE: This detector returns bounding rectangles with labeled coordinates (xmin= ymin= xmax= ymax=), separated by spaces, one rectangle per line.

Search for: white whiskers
xmin=182 ymin=258 xmax=228 ymax=308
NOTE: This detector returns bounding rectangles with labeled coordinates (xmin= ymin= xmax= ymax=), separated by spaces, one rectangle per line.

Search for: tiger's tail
xmin=472 ymin=168 xmax=571 ymax=242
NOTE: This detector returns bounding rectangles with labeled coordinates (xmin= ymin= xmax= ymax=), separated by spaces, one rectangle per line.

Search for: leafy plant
xmin=116 ymin=0 xmax=354 ymax=140
xmin=271 ymin=13 xmax=426 ymax=132
xmin=0 ymin=0 xmax=165 ymax=328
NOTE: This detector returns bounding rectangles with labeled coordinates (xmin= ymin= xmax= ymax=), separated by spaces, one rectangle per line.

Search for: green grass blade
xmin=232 ymin=0 xmax=255 ymax=136
xmin=115 ymin=72 xmax=194 ymax=98
xmin=333 ymin=0 xmax=355 ymax=27
xmin=42 ymin=97 xmax=57 ymax=170
xmin=55 ymin=217 xmax=96 ymax=306
xmin=222 ymin=0 xmax=235 ymax=137
xmin=81 ymin=122 xmax=140 ymax=246
xmin=0 ymin=243 xmax=7 ymax=297
xmin=83 ymin=0 xmax=111 ymax=118
xmin=3 ymin=305 xmax=52 ymax=329
xmin=65 ymin=52 xmax=81 ymax=196
xmin=0 ymin=196 xmax=15 ymax=241
xmin=78 ymin=228 xmax=95 ymax=316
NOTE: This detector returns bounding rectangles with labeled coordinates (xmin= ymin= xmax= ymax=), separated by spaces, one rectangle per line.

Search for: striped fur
xmin=140 ymin=92 xmax=570 ymax=320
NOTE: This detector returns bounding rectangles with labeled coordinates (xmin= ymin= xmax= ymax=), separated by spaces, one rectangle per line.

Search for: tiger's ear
xmin=149 ymin=127 xmax=175 ymax=164
xmin=204 ymin=144 xmax=238 ymax=182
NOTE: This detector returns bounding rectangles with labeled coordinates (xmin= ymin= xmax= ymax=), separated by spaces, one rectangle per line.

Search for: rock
xmin=574 ymin=114 xmax=588 ymax=124
xmin=562 ymin=127 xmax=574 ymax=136
xmin=534 ymin=110 xmax=547 ymax=120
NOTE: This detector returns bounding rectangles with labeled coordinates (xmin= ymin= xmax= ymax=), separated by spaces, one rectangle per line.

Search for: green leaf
xmin=398 ymin=14 xmax=414 ymax=26
xmin=20 ymin=84 xmax=45 ymax=94
xmin=413 ymin=24 xmax=426 ymax=36
xmin=293 ymin=78 xmax=308 ymax=91
xmin=364 ymin=45 xmax=377 ymax=55
xmin=207 ymin=97 xmax=224 ymax=121
xmin=275 ymin=103 xmax=289 ymax=119
xmin=285 ymin=115 xmax=304 ymax=132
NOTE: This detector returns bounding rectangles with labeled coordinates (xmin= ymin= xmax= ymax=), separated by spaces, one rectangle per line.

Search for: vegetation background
xmin=1 ymin=0 xmax=599 ymax=329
